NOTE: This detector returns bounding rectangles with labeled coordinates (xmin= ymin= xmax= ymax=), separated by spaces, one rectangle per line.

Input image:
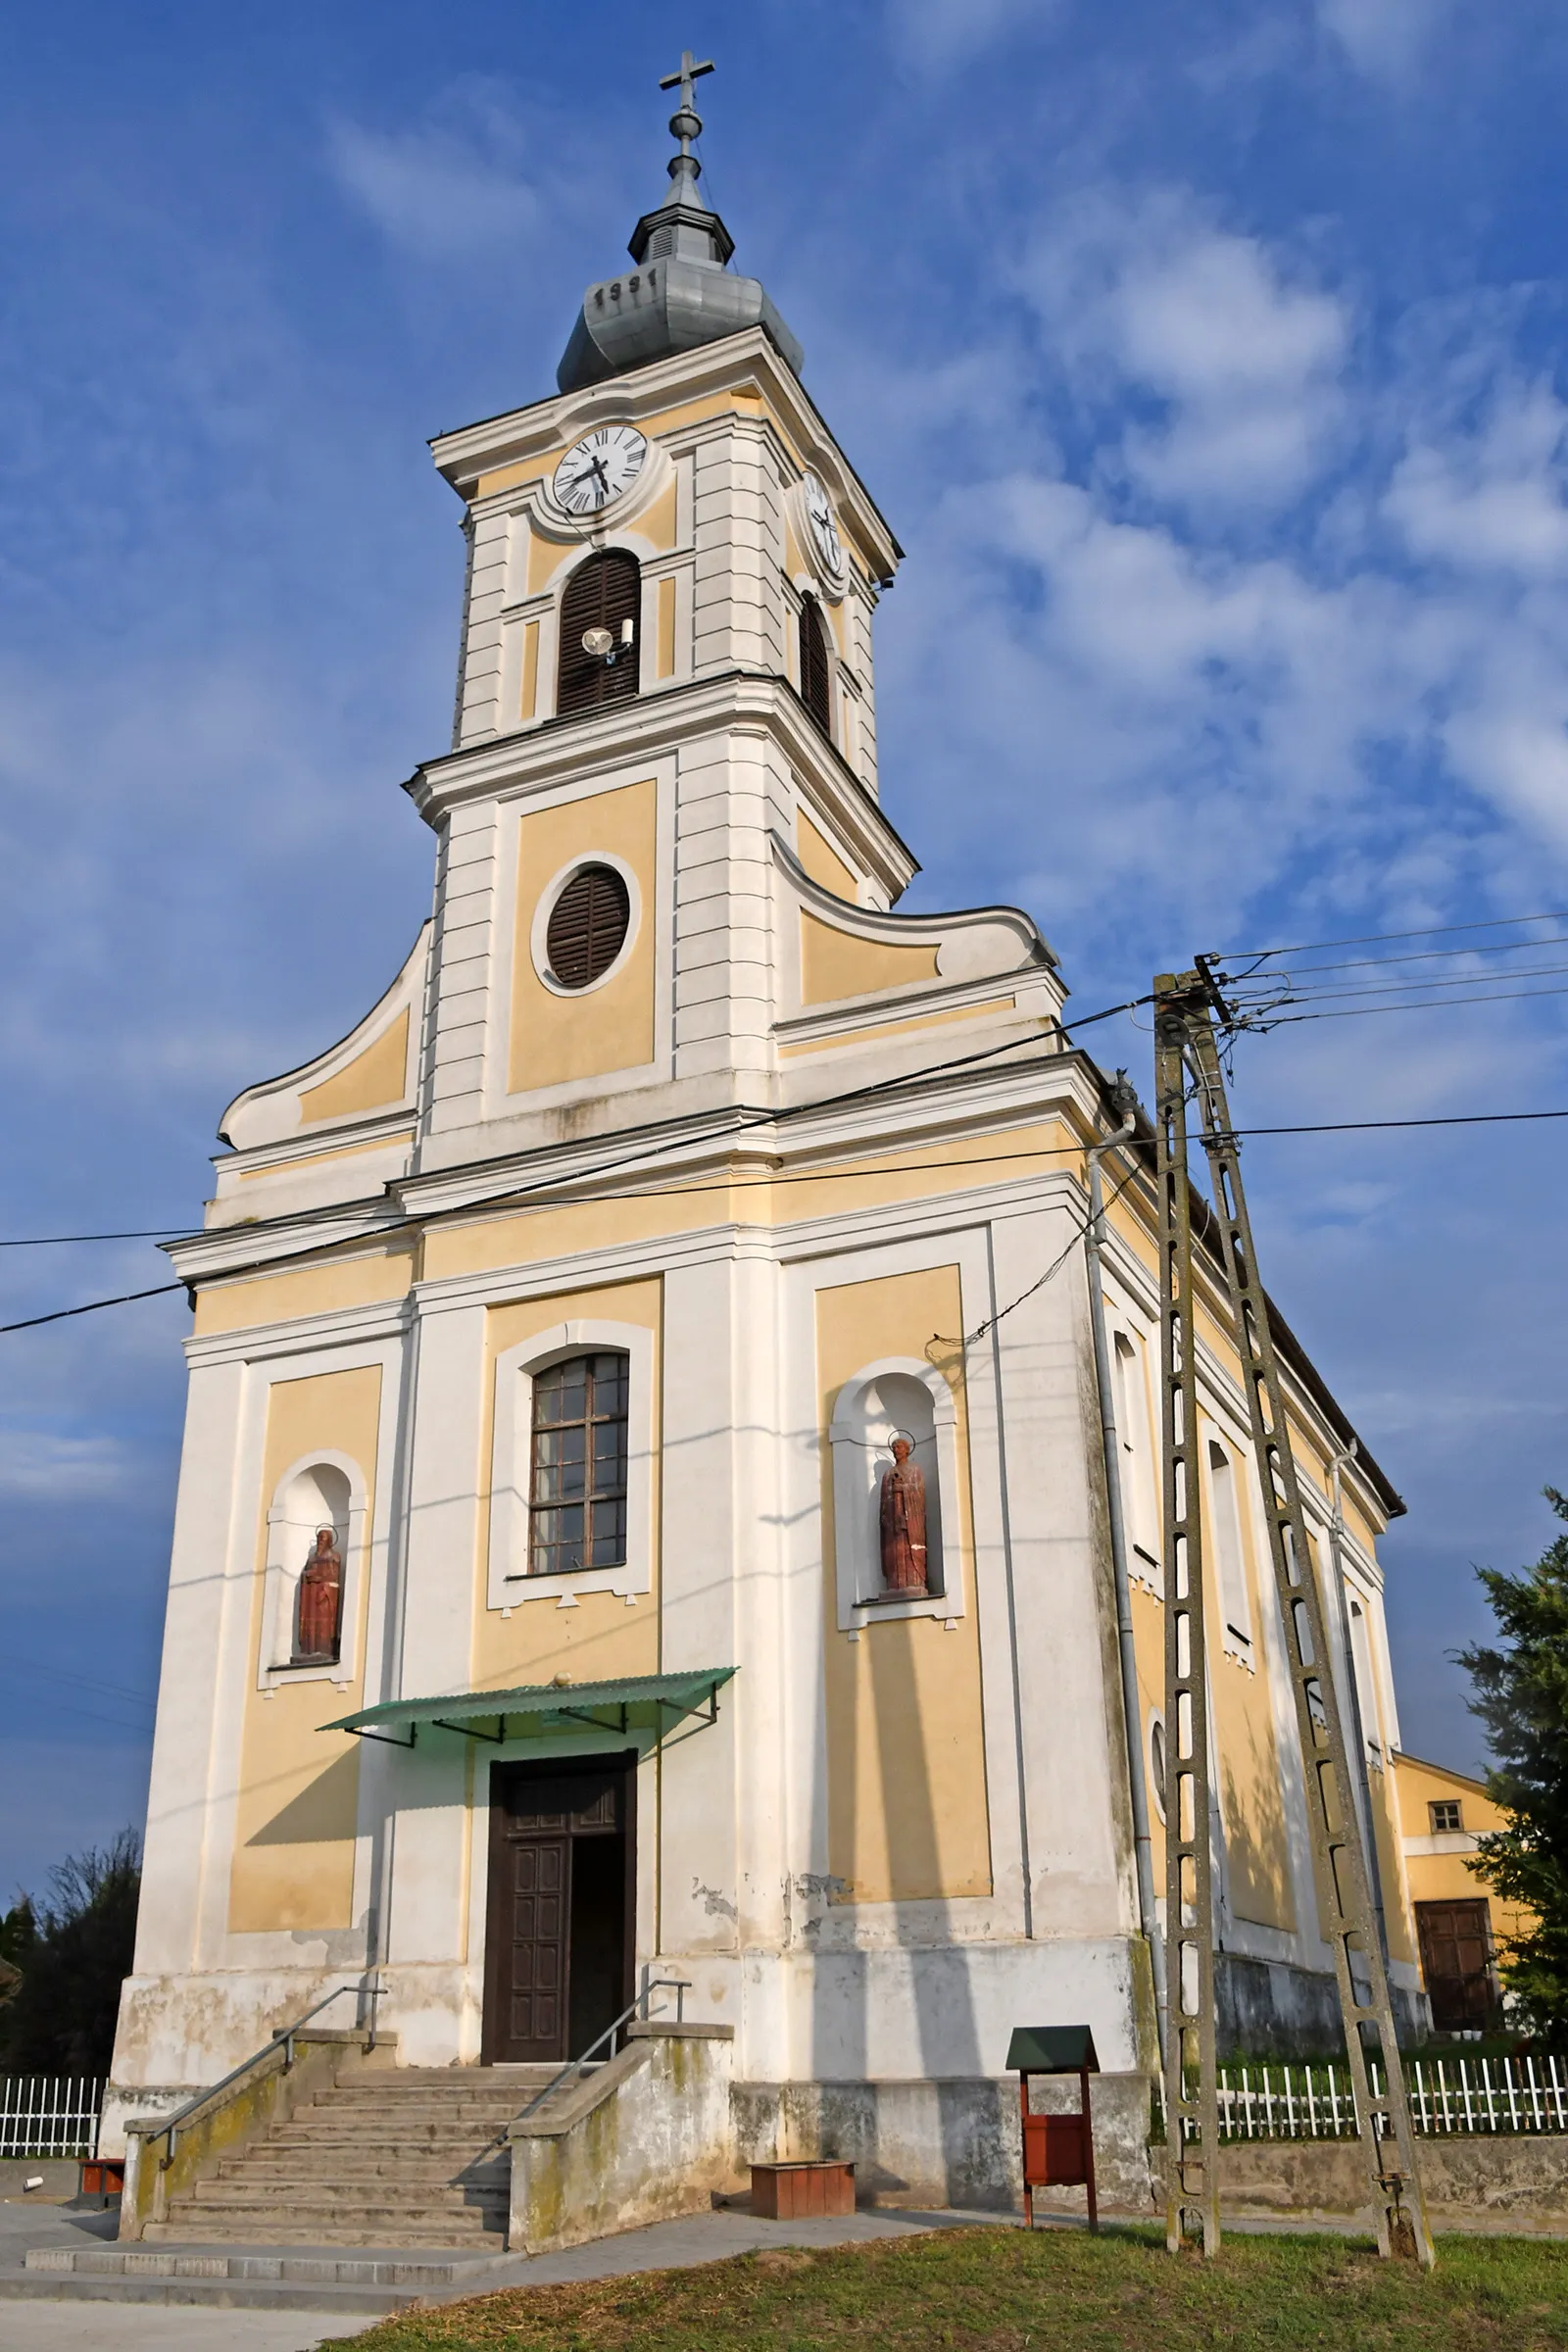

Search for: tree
xmin=0 ymin=1830 xmax=141 ymax=2076
xmin=1458 ymin=1488 xmax=1568 ymax=2038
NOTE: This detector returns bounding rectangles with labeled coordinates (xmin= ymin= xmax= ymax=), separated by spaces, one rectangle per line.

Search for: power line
xmin=1218 ymin=907 xmax=1568 ymax=959
xmin=0 ymin=1229 xmax=184 ymax=1249
xmin=9 ymin=1075 xmax=1568 ymax=1340
xmin=1228 ymin=959 xmax=1568 ymax=1005
xmin=1224 ymin=933 xmax=1568 ymax=982
xmin=0 ymin=1281 xmax=186 ymax=1337
xmin=1245 ymin=982 xmax=1568 ymax=1026
xmin=0 ymin=1657 xmax=157 ymax=1708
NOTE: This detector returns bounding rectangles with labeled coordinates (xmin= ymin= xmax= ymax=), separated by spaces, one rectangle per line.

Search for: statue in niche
xmin=294 ymin=1527 xmax=343 ymax=1663
xmin=879 ymin=1436 xmax=929 ymax=1594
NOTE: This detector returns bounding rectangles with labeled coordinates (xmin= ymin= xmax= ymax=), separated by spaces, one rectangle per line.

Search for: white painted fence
xmin=0 ymin=2077 xmax=102 ymax=2159
xmin=1155 ymin=2055 xmax=1568 ymax=2139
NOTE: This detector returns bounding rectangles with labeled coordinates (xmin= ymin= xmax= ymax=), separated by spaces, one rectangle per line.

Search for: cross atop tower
xmin=658 ymin=49 xmax=714 ymax=166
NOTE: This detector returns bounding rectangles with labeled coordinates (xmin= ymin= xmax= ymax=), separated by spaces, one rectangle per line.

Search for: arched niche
xmin=258 ymin=1448 xmax=368 ymax=1688
xmin=828 ymin=1357 xmax=965 ymax=1632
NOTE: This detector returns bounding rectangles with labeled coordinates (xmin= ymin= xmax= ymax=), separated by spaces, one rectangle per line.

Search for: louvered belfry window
xmin=799 ymin=597 xmax=832 ymax=739
xmin=557 ymin=550 xmax=641 ymax=717
xmin=545 ymin=864 xmax=630 ymax=989
xmin=528 ymin=1352 xmax=630 ymax=1575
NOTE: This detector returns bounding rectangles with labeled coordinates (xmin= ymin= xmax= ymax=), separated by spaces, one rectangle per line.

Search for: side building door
xmin=482 ymin=1754 xmax=636 ymax=2065
xmin=1415 ymin=1898 xmax=1497 ymax=2033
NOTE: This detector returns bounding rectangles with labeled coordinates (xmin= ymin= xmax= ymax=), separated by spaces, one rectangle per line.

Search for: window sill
xmin=263 ymin=1657 xmax=355 ymax=1690
xmin=498 ymin=1558 xmax=646 ymax=1610
xmin=851 ymin=1590 xmax=961 ymax=1630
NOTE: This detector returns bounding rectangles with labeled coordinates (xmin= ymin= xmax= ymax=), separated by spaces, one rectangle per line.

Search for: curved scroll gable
xmin=219 ymin=924 xmax=430 ymax=1152
xmin=772 ymin=831 xmax=1058 ymax=1012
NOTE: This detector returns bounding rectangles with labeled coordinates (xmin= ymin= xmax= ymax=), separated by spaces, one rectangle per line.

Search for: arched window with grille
xmin=799 ymin=597 xmax=832 ymax=738
xmin=557 ymin=551 xmax=641 ymax=718
xmin=528 ymin=1351 xmax=630 ymax=1575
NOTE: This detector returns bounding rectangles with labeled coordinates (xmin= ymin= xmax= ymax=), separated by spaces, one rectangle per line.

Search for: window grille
xmin=546 ymin=865 xmax=630 ymax=989
xmin=529 ymin=1352 xmax=630 ymax=1575
xmin=799 ymin=598 xmax=832 ymax=738
xmin=557 ymin=551 xmax=641 ymax=716
xmin=1430 ymin=1798 xmax=1464 ymax=1834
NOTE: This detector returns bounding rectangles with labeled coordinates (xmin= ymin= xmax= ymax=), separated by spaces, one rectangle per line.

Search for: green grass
xmin=318 ymin=2224 xmax=1568 ymax=2352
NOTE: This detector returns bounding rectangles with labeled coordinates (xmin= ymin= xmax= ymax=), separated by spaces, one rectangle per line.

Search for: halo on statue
xmin=887 ymin=1428 xmax=916 ymax=1449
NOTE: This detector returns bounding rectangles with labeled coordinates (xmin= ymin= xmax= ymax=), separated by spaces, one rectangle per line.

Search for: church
xmin=105 ymin=62 xmax=1431 ymax=2237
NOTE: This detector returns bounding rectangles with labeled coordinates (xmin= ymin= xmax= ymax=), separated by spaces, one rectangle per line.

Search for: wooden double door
xmin=1416 ymin=1898 xmax=1497 ymax=2034
xmin=482 ymin=1755 xmax=636 ymax=2066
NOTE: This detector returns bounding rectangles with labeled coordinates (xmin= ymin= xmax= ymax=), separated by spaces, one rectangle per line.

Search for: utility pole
xmin=1153 ymin=962 xmax=1434 ymax=2268
xmin=1154 ymin=982 xmax=1220 ymax=2255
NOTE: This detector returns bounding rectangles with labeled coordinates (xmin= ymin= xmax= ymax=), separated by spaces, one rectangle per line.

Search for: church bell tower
xmin=411 ymin=50 xmax=913 ymax=1172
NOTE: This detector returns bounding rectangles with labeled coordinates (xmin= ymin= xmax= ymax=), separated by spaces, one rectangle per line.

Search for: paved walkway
xmin=0 ymin=2196 xmax=1005 ymax=2349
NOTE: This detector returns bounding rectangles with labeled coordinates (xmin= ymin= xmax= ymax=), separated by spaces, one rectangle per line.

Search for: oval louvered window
xmin=799 ymin=597 xmax=832 ymax=739
xmin=545 ymin=864 xmax=631 ymax=989
xmin=557 ymin=551 xmax=642 ymax=718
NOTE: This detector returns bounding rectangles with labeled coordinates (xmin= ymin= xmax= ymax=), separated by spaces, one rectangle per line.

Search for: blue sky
xmin=2 ymin=0 xmax=1566 ymax=1898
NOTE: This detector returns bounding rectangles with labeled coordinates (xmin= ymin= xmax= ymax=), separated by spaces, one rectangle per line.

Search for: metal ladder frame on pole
xmin=1155 ymin=978 xmax=1221 ymax=2255
xmin=1157 ymin=963 xmax=1434 ymax=2268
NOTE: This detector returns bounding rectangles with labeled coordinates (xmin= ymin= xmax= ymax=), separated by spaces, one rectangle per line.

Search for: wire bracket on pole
xmin=1176 ymin=958 xmax=1435 ymax=2269
xmin=1154 ymin=974 xmax=1221 ymax=2257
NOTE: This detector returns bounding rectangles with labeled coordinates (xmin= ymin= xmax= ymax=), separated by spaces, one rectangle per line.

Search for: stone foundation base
xmin=732 ymin=2073 xmax=1155 ymax=2215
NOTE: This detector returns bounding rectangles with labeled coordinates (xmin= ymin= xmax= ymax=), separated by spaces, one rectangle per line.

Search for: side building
xmin=105 ymin=88 xmax=1432 ymax=2197
xmin=1394 ymin=1753 xmax=1531 ymax=2035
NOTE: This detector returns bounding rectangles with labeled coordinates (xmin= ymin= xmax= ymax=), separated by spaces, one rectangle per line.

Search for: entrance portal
xmin=482 ymin=1754 xmax=636 ymax=2065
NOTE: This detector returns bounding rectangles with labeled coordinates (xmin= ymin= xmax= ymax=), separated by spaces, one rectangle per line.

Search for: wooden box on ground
xmin=751 ymin=2161 xmax=857 ymax=2219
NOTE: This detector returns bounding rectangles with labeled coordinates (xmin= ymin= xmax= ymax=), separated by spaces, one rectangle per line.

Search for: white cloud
xmin=1021 ymin=190 xmax=1349 ymax=513
xmin=1318 ymin=0 xmax=1465 ymax=80
xmin=885 ymin=0 xmax=1061 ymax=69
xmin=327 ymin=93 xmax=540 ymax=263
xmin=1385 ymin=384 xmax=1568 ymax=578
xmin=0 ymin=1432 xmax=133 ymax=1501
xmin=874 ymin=208 xmax=1568 ymax=989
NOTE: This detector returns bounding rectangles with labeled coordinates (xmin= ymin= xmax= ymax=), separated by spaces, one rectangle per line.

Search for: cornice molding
xmin=428 ymin=327 xmax=901 ymax=577
xmin=404 ymin=668 xmax=919 ymax=900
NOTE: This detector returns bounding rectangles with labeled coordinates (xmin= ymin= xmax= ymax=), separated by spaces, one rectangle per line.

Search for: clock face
xmin=553 ymin=425 xmax=648 ymax=516
xmin=803 ymin=471 xmax=844 ymax=577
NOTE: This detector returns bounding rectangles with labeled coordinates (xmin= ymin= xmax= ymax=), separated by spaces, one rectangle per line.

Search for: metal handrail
xmin=514 ymin=1974 xmax=690 ymax=2123
xmin=148 ymin=1978 xmax=382 ymax=2167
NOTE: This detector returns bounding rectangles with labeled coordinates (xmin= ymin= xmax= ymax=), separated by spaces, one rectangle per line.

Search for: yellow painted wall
xmin=193 ymin=1246 xmax=415 ymax=1339
xmin=472 ymin=1278 xmax=662 ymax=1691
xmin=796 ymin=807 xmax=860 ymax=902
xmin=816 ymin=1265 xmax=991 ymax=1903
xmin=420 ymin=1122 xmax=1084 ymax=1289
xmin=298 ymin=1011 xmax=409 ymax=1126
xmin=527 ymin=527 xmax=565 ymax=596
xmin=237 ymin=1131 xmax=415 ymax=1182
xmin=1200 ymin=1420 xmax=1297 ymax=1934
xmin=478 ymin=389 xmax=783 ymax=502
xmin=656 ymin=577 xmax=676 ymax=678
xmin=1122 ymin=1413 xmax=1297 ymax=1935
xmin=509 ymin=779 xmax=659 ymax=1095
xmin=228 ymin=1365 xmax=382 ymax=1935
xmin=800 ymin=912 xmax=941 ymax=1006
xmin=639 ymin=477 xmax=679 ymax=553
xmin=472 ymin=383 xmax=886 ymax=579
xmin=781 ymin=999 xmax=1018 ymax=1059
xmin=520 ymin=619 xmax=540 ymax=720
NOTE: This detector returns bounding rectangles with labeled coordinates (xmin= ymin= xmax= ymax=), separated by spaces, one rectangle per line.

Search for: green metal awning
xmin=320 ymin=1666 xmax=737 ymax=1751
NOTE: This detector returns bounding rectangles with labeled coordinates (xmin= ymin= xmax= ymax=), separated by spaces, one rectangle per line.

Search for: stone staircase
xmin=147 ymin=2064 xmax=556 ymax=2248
